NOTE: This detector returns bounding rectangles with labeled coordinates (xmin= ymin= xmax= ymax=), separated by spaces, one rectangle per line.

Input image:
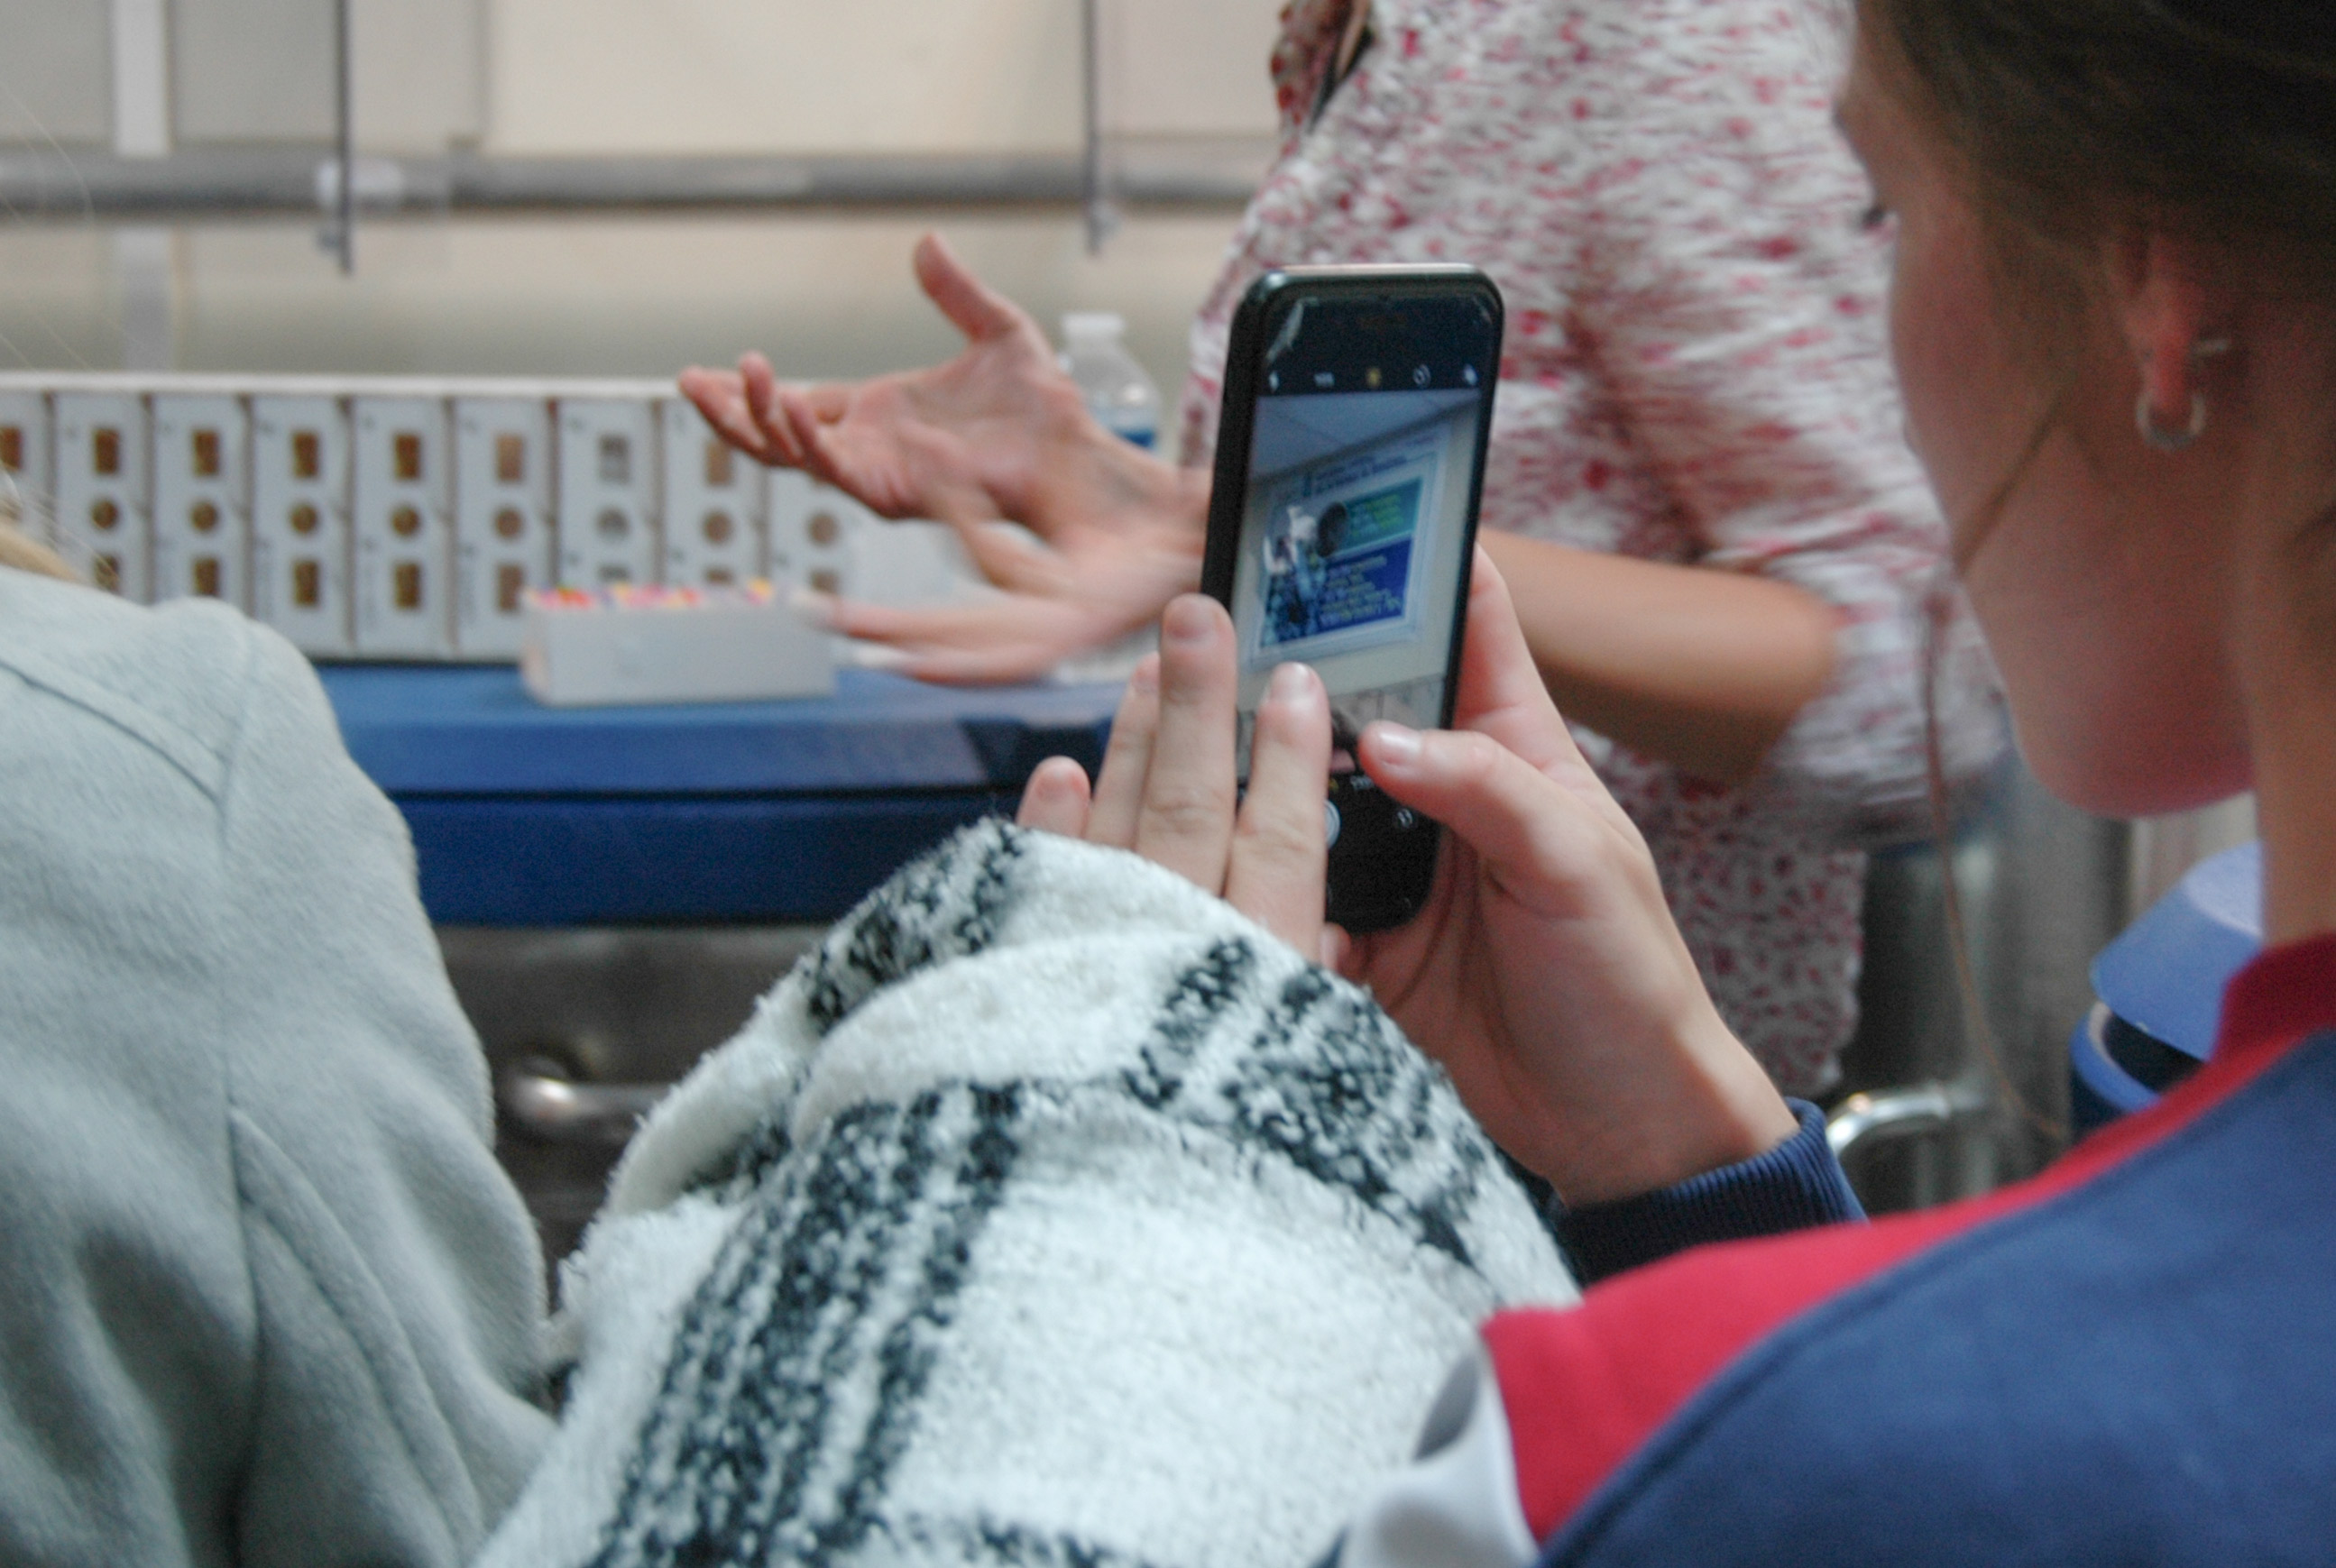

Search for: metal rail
xmin=1081 ymin=0 xmax=1114 ymax=254
xmin=329 ymin=0 xmax=353 ymax=271
xmin=1826 ymin=1079 xmax=1991 ymax=1161
xmin=0 ymin=148 xmax=1258 ymax=222
xmin=499 ymin=1057 xmax=665 ymax=1145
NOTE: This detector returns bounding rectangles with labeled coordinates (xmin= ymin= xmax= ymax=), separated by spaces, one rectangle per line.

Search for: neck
xmin=2243 ymin=631 xmax=2336 ymax=944
xmin=2230 ymin=399 xmax=2336 ymax=945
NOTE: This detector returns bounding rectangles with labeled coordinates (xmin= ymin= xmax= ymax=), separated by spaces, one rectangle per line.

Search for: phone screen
xmin=1208 ymin=271 xmax=1502 ymax=929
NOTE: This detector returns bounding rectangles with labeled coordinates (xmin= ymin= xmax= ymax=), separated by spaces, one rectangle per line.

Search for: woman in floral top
xmin=683 ymin=0 xmax=2001 ymax=1096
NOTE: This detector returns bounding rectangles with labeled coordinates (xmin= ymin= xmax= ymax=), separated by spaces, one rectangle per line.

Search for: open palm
xmin=679 ymin=234 xmax=1208 ymax=683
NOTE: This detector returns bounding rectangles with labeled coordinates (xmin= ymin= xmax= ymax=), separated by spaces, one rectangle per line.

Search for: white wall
xmin=486 ymin=0 xmax=1279 ymax=155
xmin=1104 ymin=4 xmax=1284 ymax=138
xmin=0 ymin=0 xmax=1281 ymax=151
xmin=0 ymin=0 xmax=489 ymax=150
xmin=0 ymin=214 xmax=1246 ymax=405
xmin=490 ymin=0 xmax=1079 ymax=156
xmin=0 ymin=0 xmax=1283 ymax=390
xmin=0 ymin=0 xmax=115 ymax=145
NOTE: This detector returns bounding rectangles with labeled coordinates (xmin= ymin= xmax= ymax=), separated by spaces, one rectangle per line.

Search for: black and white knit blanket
xmin=480 ymin=820 xmax=1577 ymax=1568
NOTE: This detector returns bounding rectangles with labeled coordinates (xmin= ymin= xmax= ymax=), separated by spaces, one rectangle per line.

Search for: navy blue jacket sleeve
xmin=1550 ymin=1100 xmax=1863 ymax=1285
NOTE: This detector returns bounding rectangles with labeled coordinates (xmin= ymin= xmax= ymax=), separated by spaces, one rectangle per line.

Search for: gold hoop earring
xmin=2137 ymin=388 xmax=2207 ymax=452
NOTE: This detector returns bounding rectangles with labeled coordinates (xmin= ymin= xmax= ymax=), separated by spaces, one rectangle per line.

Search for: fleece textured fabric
xmin=0 ymin=568 xmax=554 ymax=1568
xmin=481 ymin=819 xmax=1579 ymax=1568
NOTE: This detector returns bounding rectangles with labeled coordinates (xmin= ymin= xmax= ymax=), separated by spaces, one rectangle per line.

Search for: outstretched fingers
xmin=822 ymin=594 xmax=1092 ymax=686
xmin=735 ymin=355 xmax=824 ymax=473
xmin=914 ymin=233 xmax=1036 ymax=346
xmin=775 ymin=381 xmax=899 ymax=504
xmin=677 ymin=366 xmax=782 ymax=466
xmin=923 ymin=501 xmax=1064 ymax=597
xmin=888 ymin=637 xmax=1078 ymax=687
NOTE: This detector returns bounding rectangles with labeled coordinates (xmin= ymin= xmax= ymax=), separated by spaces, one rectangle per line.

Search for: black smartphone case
xmin=1201 ymin=265 xmax=1504 ymax=931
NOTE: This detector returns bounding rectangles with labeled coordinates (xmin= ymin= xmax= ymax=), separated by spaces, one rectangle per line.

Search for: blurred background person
xmin=685 ymin=0 xmax=2003 ymax=1098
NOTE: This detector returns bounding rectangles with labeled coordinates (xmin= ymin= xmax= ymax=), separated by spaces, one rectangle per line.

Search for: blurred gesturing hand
xmin=679 ymin=234 xmax=1209 ymax=684
xmin=1021 ymin=560 xmax=1797 ymax=1208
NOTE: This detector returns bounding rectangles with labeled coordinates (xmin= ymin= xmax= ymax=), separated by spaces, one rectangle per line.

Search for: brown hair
xmin=1856 ymin=1 xmax=2336 ymax=284
xmin=1859 ymin=2 xmax=2336 ymax=1144
xmin=1856 ymin=0 xmax=2336 ymax=577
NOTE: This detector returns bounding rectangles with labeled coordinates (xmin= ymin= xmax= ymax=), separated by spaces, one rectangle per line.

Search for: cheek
xmin=1867 ymin=179 xmax=2251 ymax=813
xmin=1884 ymin=215 xmax=2037 ymax=536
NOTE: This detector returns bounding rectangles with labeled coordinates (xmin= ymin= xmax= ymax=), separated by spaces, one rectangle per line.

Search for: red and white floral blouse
xmin=1177 ymin=0 xmax=2003 ymax=1096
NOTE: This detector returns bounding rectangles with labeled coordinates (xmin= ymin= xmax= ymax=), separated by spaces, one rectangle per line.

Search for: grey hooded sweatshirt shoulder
xmin=0 ymin=567 xmax=552 ymax=1568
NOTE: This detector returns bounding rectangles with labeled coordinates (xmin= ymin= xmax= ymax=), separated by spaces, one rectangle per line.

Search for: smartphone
xmin=1201 ymin=264 xmax=1504 ymax=931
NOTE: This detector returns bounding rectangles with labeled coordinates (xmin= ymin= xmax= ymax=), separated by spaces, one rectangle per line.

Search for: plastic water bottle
xmin=1060 ymin=312 xmax=1162 ymax=449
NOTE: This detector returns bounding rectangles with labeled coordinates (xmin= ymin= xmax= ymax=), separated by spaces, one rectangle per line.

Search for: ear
xmin=2107 ymin=231 xmax=2221 ymax=429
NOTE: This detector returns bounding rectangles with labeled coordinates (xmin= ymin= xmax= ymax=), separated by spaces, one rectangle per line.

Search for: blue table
xmin=321 ymin=665 xmax=1119 ymax=926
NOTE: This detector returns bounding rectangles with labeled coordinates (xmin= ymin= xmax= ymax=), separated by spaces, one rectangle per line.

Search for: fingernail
xmin=1268 ymin=662 xmax=1316 ymax=702
xmin=1163 ymin=595 xmax=1214 ymax=646
xmin=1372 ymin=723 xmax=1422 ymax=765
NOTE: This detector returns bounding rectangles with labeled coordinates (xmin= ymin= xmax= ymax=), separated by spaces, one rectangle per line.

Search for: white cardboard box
xmin=520 ymin=583 xmax=834 ymax=706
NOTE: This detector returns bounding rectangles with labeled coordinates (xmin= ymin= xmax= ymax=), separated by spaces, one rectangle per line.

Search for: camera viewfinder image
xmin=1231 ymin=383 xmax=1479 ymax=775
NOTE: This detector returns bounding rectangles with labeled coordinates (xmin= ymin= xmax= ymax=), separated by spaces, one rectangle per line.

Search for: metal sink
xmin=437 ymin=923 xmax=823 ymax=1266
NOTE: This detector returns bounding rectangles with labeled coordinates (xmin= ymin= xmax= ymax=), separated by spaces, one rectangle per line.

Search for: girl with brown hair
xmin=1005 ymin=0 xmax=2336 ymax=1557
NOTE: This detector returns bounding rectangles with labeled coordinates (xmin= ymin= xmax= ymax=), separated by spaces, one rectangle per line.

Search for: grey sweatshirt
xmin=0 ymin=567 xmax=553 ymax=1567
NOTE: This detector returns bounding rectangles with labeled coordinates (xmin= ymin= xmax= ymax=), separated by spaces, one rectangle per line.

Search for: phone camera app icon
xmin=1412 ymin=364 xmax=1431 ymax=386
xmin=1393 ymin=807 xmax=1418 ymax=830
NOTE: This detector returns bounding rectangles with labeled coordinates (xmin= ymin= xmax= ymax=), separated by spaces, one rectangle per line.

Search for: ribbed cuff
xmin=1552 ymin=1100 xmax=1863 ymax=1285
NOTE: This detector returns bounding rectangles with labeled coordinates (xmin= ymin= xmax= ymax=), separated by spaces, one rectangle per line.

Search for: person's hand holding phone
xmin=1341 ymin=555 xmax=1798 ymax=1204
xmin=1020 ymin=556 xmax=1798 ymax=1209
xmin=1016 ymin=594 xmax=1332 ymax=959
